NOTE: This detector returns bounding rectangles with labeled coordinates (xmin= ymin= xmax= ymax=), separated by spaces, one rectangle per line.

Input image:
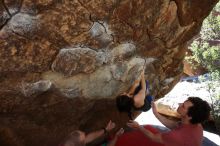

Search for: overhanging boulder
xmin=0 ymin=0 xmax=218 ymax=145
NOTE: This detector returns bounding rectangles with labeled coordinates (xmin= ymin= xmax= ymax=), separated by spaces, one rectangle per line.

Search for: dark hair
xmin=62 ymin=131 xmax=85 ymax=146
xmin=116 ymin=95 xmax=134 ymax=119
xmin=187 ymin=97 xmax=211 ymax=124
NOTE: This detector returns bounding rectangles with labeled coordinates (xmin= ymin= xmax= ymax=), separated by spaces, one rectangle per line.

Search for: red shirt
xmin=162 ymin=124 xmax=203 ymax=146
xmin=115 ymin=125 xmax=164 ymax=146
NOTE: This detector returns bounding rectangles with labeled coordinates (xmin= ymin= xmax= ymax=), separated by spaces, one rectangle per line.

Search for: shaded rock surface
xmin=0 ymin=0 xmax=218 ymax=146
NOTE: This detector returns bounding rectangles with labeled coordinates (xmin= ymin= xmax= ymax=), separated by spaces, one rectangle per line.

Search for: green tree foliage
xmin=189 ymin=41 xmax=220 ymax=77
xmin=187 ymin=2 xmax=220 ymax=130
xmin=201 ymin=2 xmax=220 ymax=40
xmin=188 ymin=1 xmax=220 ymax=80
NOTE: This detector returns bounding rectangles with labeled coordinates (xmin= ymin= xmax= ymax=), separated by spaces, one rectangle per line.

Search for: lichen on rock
xmin=21 ymin=80 xmax=52 ymax=97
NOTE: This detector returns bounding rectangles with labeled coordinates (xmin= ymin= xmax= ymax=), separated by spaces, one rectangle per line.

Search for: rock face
xmin=183 ymin=49 xmax=207 ymax=76
xmin=0 ymin=0 xmax=218 ymax=145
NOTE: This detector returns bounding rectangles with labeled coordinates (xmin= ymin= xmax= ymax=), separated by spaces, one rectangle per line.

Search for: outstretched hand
xmin=116 ymin=128 xmax=124 ymax=137
xmin=151 ymin=102 xmax=158 ymax=116
xmin=135 ymin=68 xmax=145 ymax=84
xmin=127 ymin=120 xmax=141 ymax=130
xmin=105 ymin=120 xmax=116 ymax=132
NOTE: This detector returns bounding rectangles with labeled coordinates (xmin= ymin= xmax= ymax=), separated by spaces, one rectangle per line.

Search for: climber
xmin=126 ymin=97 xmax=211 ymax=146
xmin=60 ymin=120 xmax=116 ymax=146
xmin=116 ymin=68 xmax=153 ymax=119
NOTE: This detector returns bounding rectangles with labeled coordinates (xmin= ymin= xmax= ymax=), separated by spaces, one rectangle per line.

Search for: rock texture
xmin=0 ymin=0 xmax=218 ymax=146
xmin=183 ymin=49 xmax=207 ymax=76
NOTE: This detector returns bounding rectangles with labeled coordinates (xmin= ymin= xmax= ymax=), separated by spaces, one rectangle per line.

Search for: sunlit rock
xmin=21 ymin=80 xmax=52 ymax=97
